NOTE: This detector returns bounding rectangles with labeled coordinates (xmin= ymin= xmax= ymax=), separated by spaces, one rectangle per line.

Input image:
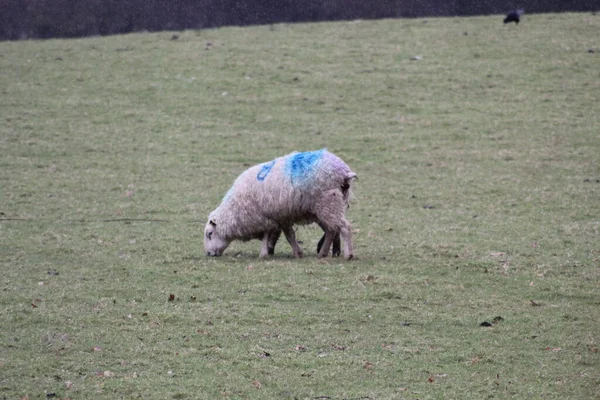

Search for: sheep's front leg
xmin=259 ymin=232 xmax=271 ymax=258
xmin=339 ymin=219 xmax=354 ymax=260
xmin=282 ymin=226 xmax=303 ymax=258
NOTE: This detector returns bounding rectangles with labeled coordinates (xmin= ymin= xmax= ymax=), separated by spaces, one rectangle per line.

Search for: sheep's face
xmin=204 ymin=220 xmax=229 ymax=256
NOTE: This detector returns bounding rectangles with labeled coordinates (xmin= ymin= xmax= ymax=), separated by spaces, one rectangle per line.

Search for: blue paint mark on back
xmin=257 ymin=160 xmax=276 ymax=181
xmin=286 ymin=149 xmax=325 ymax=184
xmin=221 ymin=186 xmax=234 ymax=204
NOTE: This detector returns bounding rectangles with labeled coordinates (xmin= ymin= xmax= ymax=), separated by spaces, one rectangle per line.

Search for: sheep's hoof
xmin=344 ymin=254 xmax=354 ymax=260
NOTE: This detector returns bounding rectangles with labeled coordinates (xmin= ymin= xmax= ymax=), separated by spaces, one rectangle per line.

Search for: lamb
xmin=261 ymin=227 xmax=341 ymax=257
xmin=204 ymin=149 xmax=357 ymax=259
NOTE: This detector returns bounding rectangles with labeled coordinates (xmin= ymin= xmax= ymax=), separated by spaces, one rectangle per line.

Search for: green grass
xmin=1 ymin=12 xmax=599 ymax=399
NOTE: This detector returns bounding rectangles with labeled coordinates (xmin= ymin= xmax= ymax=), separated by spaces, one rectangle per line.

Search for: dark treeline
xmin=1 ymin=0 xmax=598 ymax=41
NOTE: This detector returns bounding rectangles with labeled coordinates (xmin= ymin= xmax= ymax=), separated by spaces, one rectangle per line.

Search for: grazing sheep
xmin=204 ymin=149 xmax=356 ymax=259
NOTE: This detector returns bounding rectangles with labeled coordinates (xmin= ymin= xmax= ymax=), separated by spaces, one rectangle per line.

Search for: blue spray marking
xmin=286 ymin=149 xmax=325 ymax=184
xmin=256 ymin=160 xmax=276 ymax=181
xmin=221 ymin=169 xmax=249 ymax=204
xmin=221 ymin=186 xmax=234 ymax=204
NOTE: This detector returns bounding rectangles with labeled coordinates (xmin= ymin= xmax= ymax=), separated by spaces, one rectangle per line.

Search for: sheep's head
xmin=204 ymin=219 xmax=229 ymax=256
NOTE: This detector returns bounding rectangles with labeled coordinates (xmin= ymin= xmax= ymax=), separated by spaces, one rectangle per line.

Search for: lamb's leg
xmin=317 ymin=232 xmax=341 ymax=257
xmin=282 ymin=226 xmax=303 ymax=258
xmin=332 ymin=233 xmax=341 ymax=257
xmin=317 ymin=231 xmax=334 ymax=258
xmin=320 ymin=224 xmax=352 ymax=260
xmin=259 ymin=229 xmax=282 ymax=258
xmin=267 ymin=229 xmax=281 ymax=255
xmin=317 ymin=234 xmax=325 ymax=254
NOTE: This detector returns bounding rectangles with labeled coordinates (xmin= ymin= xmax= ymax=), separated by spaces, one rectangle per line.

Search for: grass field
xmin=1 ymin=12 xmax=599 ymax=399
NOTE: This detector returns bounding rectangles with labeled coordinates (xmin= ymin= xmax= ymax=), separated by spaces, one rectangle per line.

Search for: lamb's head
xmin=204 ymin=219 xmax=230 ymax=256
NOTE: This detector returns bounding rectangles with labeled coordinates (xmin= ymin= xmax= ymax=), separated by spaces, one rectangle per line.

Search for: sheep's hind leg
xmin=282 ymin=226 xmax=303 ymax=258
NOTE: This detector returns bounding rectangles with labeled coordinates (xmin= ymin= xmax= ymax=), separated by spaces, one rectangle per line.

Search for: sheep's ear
xmin=209 ymin=220 xmax=217 ymax=227
xmin=346 ymin=172 xmax=358 ymax=180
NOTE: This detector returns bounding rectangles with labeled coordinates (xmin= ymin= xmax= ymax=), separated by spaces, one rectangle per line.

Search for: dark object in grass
xmin=481 ymin=316 xmax=504 ymax=326
xmin=504 ymin=9 xmax=524 ymax=24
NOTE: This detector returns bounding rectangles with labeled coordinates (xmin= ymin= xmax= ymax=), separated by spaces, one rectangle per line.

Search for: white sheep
xmin=204 ymin=149 xmax=357 ymax=259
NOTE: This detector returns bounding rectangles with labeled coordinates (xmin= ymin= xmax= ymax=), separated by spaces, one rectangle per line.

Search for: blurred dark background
xmin=1 ymin=0 xmax=598 ymax=41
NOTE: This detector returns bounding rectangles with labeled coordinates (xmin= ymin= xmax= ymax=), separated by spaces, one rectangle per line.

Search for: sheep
xmin=204 ymin=149 xmax=356 ymax=259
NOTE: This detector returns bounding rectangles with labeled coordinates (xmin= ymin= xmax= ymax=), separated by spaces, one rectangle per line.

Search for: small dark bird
xmin=504 ymin=9 xmax=524 ymax=25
